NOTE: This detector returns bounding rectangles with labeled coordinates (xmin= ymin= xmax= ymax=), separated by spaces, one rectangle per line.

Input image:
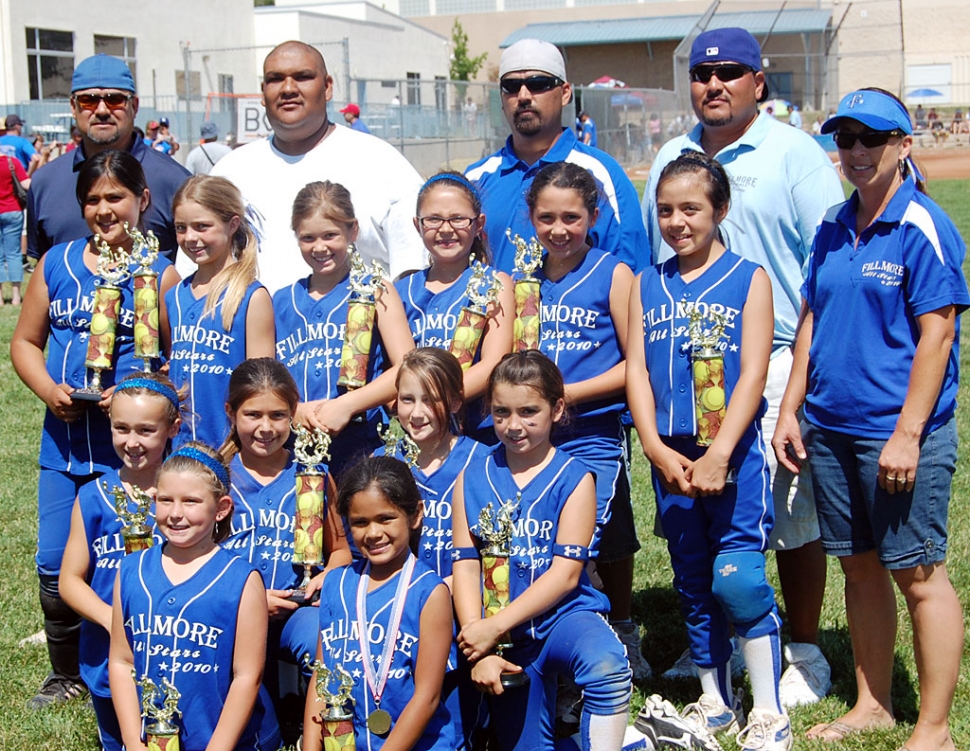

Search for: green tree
xmin=449 ymin=20 xmax=487 ymax=82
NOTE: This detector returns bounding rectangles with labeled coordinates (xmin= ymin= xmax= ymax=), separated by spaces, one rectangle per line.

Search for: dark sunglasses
xmin=73 ymin=93 xmax=132 ymax=112
xmin=689 ymin=64 xmax=752 ymax=85
xmin=832 ymin=130 xmax=903 ymax=149
xmin=499 ymin=75 xmax=563 ymax=95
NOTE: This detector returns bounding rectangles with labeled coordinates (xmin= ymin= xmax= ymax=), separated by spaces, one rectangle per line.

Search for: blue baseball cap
xmin=690 ymin=28 xmax=763 ymax=72
xmin=71 ymin=54 xmax=136 ymax=94
xmin=821 ymin=89 xmax=913 ymax=135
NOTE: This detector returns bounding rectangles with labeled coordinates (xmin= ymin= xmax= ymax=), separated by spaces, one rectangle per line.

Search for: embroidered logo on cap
xmin=848 ymin=93 xmax=865 ymax=108
xmin=706 ymin=46 xmax=719 ymax=56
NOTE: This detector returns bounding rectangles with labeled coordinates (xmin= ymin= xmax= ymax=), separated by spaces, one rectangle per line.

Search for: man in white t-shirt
xmin=210 ymin=41 xmax=425 ymax=293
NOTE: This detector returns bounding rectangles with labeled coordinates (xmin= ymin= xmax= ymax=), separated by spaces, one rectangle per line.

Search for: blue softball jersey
xmin=803 ymin=180 xmax=970 ymax=438
xmin=376 ymin=435 xmax=488 ymax=578
xmin=638 ymin=251 xmax=766 ymax=439
xmin=317 ymin=557 xmax=457 ymax=751
xmin=165 ymin=277 xmax=263 ymax=449
xmin=462 ymin=446 xmax=609 ymax=644
xmin=40 ymin=239 xmax=171 ymax=473
xmin=119 ymin=544 xmax=279 ymax=751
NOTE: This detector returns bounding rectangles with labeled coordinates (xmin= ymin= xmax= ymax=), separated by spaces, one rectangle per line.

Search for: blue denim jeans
xmin=0 ymin=210 xmax=23 ymax=284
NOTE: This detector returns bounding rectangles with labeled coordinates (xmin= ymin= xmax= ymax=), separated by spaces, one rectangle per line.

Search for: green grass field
xmin=2 ymin=180 xmax=969 ymax=750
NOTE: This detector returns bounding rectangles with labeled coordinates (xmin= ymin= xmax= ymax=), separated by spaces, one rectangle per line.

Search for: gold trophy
xmin=72 ymin=237 xmax=132 ymax=401
xmin=292 ymin=423 xmax=332 ymax=604
xmin=687 ymin=308 xmax=729 ymax=447
xmin=135 ymin=674 xmax=181 ymax=751
xmin=378 ymin=418 xmax=420 ymax=469
xmin=129 ymin=224 xmax=161 ymax=372
xmin=507 ymin=231 xmax=543 ymax=352
xmin=104 ymin=482 xmax=154 ymax=554
xmin=337 ymin=248 xmax=386 ymax=390
xmin=449 ymin=262 xmax=503 ymax=370
xmin=308 ymin=659 xmax=356 ymax=751
xmin=478 ymin=495 xmax=528 ymax=688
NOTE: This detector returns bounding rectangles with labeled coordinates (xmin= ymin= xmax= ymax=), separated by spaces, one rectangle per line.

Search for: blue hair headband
xmin=421 ymin=173 xmax=480 ymax=200
xmin=115 ymin=378 xmax=180 ymax=411
xmin=168 ymin=446 xmax=230 ymax=490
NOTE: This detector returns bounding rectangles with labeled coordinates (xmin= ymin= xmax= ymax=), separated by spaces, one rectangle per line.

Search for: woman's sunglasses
xmin=833 ymin=130 xmax=903 ymax=149
xmin=499 ymin=75 xmax=563 ymax=95
xmin=688 ymin=64 xmax=752 ymax=85
xmin=73 ymin=93 xmax=132 ymax=112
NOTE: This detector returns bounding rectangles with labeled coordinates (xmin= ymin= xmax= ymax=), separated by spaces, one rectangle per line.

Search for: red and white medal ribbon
xmin=356 ymin=553 xmax=416 ymax=712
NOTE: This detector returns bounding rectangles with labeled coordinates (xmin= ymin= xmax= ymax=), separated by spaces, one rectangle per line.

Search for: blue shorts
xmin=806 ymin=418 xmax=956 ymax=570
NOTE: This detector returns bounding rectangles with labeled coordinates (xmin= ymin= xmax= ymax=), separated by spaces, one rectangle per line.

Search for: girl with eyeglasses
xmin=272 ymin=180 xmax=414 ymax=478
xmin=774 ymin=88 xmax=968 ymax=748
xmin=397 ymin=171 xmax=513 ymax=441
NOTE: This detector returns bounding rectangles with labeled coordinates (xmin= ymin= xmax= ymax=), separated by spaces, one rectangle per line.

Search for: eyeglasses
xmin=499 ymin=75 xmax=563 ymax=95
xmin=689 ymin=64 xmax=752 ymax=85
xmin=73 ymin=93 xmax=132 ymax=112
xmin=418 ymin=215 xmax=476 ymax=230
xmin=832 ymin=130 xmax=903 ymax=149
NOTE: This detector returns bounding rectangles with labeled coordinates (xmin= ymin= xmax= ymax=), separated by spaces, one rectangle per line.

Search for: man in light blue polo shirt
xmin=466 ymin=39 xmax=647 ymax=274
xmin=641 ymin=27 xmax=845 ymax=709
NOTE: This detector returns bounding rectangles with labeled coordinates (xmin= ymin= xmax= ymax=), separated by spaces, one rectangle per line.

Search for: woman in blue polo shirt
xmin=773 ymin=89 xmax=968 ymax=749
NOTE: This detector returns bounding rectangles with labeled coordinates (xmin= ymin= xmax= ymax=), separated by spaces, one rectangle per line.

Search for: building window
xmin=26 ymin=28 xmax=74 ymax=100
xmin=94 ymin=35 xmax=137 ymax=86
xmin=407 ymin=72 xmax=421 ymax=106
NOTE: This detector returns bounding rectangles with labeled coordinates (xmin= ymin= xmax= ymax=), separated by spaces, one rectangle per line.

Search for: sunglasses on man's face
xmin=73 ymin=93 xmax=132 ymax=112
xmin=499 ymin=75 xmax=563 ymax=95
xmin=689 ymin=64 xmax=752 ymax=85
xmin=833 ymin=130 xmax=903 ymax=149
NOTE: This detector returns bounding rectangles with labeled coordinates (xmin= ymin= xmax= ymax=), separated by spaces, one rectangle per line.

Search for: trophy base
xmin=70 ymin=388 xmax=103 ymax=402
xmin=289 ymin=588 xmax=320 ymax=606
xmin=500 ymin=671 xmax=529 ymax=689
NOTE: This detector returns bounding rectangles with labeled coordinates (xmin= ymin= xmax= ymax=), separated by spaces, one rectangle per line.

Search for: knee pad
xmin=710 ymin=551 xmax=775 ymax=626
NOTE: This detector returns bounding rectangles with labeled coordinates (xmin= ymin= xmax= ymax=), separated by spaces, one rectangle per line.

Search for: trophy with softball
xmin=448 ymin=262 xmax=503 ymax=370
xmin=337 ymin=249 xmax=385 ymax=390
xmin=507 ymin=231 xmax=543 ymax=352
xmin=291 ymin=423 xmax=332 ymax=603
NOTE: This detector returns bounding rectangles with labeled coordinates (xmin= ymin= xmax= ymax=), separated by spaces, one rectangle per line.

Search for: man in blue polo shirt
xmin=641 ymin=27 xmax=844 ymax=711
xmin=26 ymin=54 xmax=189 ymax=261
xmin=465 ymin=39 xmax=647 ymax=274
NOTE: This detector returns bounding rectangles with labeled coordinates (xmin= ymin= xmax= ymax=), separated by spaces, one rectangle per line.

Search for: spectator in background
xmin=143 ymin=120 xmax=171 ymax=155
xmin=339 ymin=103 xmax=371 ymax=134
xmin=463 ymin=96 xmax=478 ymax=134
xmin=27 ymin=53 xmax=189 ymax=261
xmin=914 ymin=103 xmax=927 ymax=129
xmin=0 ymin=148 xmax=29 ymax=305
xmin=812 ymin=115 xmax=824 ymax=135
xmin=649 ymin=112 xmax=663 ymax=153
xmin=579 ymin=109 xmax=597 ymax=146
xmin=211 ymin=41 xmax=425 ymax=293
xmin=0 ymin=115 xmax=40 ymax=175
xmin=64 ymin=127 xmax=82 ymax=153
xmin=184 ymin=120 xmax=232 ymax=175
xmin=789 ymin=104 xmax=803 ymax=129
xmin=157 ymin=117 xmax=179 ymax=155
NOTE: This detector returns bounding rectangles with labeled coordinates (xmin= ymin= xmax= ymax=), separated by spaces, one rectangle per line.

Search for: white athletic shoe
xmin=736 ymin=709 xmax=792 ymax=751
xmin=613 ymin=620 xmax=653 ymax=681
xmin=778 ymin=643 xmax=831 ymax=709
xmin=682 ymin=690 xmax=745 ymax=737
xmin=18 ymin=629 xmax=47 ymax=648
xmin=662 ymin=639 xmax=745 ymax=680
xmin=634 ymin=694 xmax=723 ymax=751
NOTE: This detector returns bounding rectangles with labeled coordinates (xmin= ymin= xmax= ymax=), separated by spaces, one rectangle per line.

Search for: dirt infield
xmin=912 ymin=146 xmax=970 ymax=181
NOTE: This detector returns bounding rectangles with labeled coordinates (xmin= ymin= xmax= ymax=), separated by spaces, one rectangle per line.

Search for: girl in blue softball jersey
xmin=453 ymin=351 xmax=632 ymax=751
xmin=220 ymin=357 xmax=350 ymax=691
xmin=11 ymin=149 xmax=178 ymax=709
xmin=627 ymin=152 xmax=789 ymax=750
xmin=399 ymin=172 xmax=513 ymax=436
xmin=109 ymin=442 xmax=280 ymax=751
xmin=60 ymin=373 xmax=182 ymax=751
xmin=273 ymin=181 xmax=414 ymax=479
xmin=164 ymin=175 xmax=276 ymax=449
xmin=302 ymin=456 xmax=456 ymax=751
